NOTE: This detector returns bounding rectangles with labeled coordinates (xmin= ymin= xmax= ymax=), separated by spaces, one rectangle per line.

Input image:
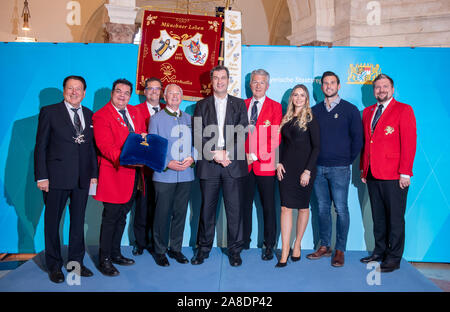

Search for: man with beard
xmin=132 ymin=77 xmax=166 ymax=256
xmin=360 ymin=74 xmax=416 ymax=273
xmin=307 ymin=71 xmax=363 ymax=267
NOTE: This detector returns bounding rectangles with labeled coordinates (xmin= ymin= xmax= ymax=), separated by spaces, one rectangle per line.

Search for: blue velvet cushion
xmin=119 ymin=133 xmax=168 ymax=172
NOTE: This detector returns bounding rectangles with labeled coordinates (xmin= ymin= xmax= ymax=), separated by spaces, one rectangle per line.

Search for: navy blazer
xmin=34 ymin=101 xmax=98 ymax=190
xmin=193 ymin=94 xmax=249 ymax=179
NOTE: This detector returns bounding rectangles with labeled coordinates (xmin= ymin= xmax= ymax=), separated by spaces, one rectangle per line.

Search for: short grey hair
xmin=164 ymin=83 xmax=183 ymax=97
xmin=250 ymin=69 xmax=270 ymax=84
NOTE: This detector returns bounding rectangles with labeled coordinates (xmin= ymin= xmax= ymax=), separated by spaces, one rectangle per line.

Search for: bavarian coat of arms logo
xmin=347 ymin=63 xmax=381 ymax=84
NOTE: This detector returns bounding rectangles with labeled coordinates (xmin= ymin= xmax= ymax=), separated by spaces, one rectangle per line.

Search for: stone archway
xmin=266 ymin=0 xmax=291 ymax=46
xmin=80 ymin=3 xmax=108 ymax=43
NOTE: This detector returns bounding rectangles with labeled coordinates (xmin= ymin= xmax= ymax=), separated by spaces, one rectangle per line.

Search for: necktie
xmin=71 ymin=108 xmax=82 ymax=135
xmin=371 ymin=104 xmax=384 ymax=132
xmin=152 ymin=106 xmax=159 ymax=114
xmin=119 ymin=109 xmax=134 ymax=132
xmin=250 ymin=100 xmax=259 ymax=125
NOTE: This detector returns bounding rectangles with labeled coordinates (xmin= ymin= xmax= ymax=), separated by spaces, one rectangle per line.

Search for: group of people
xmin=34 ymin=65 xmax=416 ymax=284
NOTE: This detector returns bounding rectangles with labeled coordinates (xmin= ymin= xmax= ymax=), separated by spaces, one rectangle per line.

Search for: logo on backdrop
xmin=347 ymin=63 xmax=381 ymax=84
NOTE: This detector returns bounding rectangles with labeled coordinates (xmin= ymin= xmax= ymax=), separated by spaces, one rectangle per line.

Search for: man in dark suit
xmin=192 ymin=65 xmax=249 ymax=267
xmin=132 ymin=77 xmax=166 ymax=256
xmin=34 ymin=75 xmax=98 ymax=283
xmin=360 ymin=74 xmax=417 ymax=273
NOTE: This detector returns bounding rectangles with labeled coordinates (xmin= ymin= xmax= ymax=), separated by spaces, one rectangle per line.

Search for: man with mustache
xmin=360 ymin=74 xmax=417 ymax=273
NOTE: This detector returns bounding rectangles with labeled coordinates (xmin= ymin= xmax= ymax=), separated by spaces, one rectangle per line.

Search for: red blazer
xmin=245 ymin=97 xmax=282 ymax=176
xmin=93 ymin=102 xmax=146 ymax=204
xmin=360 ymin=98 xmax=417 ymax=180
xmin=135 ymin=102 xmax=166 ymax=131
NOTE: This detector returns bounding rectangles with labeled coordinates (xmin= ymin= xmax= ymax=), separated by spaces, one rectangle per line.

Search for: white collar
xmin=64 ymin=101 xmax=82 ymax=111
xmin=166 ymin=106 xmax=180 ymax=116
xmin=252 ymin=96 xmax=265 ymax=105
xmin=377 ymin=97 xmax=393 ymax=109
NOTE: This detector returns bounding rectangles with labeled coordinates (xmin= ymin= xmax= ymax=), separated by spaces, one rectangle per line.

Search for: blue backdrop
xmin=1 ymin=42 xmax=448 ymax=262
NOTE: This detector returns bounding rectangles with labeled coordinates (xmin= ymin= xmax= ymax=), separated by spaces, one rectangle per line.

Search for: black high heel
xmin=275 ymin=249 xmax=290 ymax=268
xmin=291 ymin=248 xmax=301 ymax=262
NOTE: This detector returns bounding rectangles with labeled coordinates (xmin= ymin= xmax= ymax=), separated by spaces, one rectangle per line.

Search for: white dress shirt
xmin=370 ymin=96 xmax=393 ymax=127
xmin=147 ymin=101 xmax=161 ymax=117
xmin=113 ymin=105 xmax=135 ymax=131
xmin=214 ymin=95 xmax=228 ymax=148
xmin=65 ymin=101 xmax=85 ymax=131
xmin=247 ymin=96 xmax=265 ymax=123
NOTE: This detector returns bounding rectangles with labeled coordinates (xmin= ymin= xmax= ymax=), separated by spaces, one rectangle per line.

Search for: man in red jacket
xmin=360 ymin=74 xmax=417 ymax=273
xmin=93 ymin=78 xmax=147 ymax=276
xmin=243 ymin=69 xmax=282 ymax=260
xmin=132 ymin=77 xmax=166 ymax=256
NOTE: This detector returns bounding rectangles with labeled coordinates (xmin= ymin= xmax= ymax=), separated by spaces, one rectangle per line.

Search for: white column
xmin=105 ymin=0 xmax=138 ymax=25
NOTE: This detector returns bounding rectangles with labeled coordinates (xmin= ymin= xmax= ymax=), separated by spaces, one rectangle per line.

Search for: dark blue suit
xmin=193 ymin=94 xmax=248 ymax=255
xmin=34 ymin=101 xmax=97 ymax=272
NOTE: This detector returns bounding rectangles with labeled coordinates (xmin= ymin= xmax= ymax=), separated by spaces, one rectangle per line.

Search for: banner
xmin=136 ymin=11 xmax=223 ymax=101
xmin=224 ymin=10 xmax=242 ymax=98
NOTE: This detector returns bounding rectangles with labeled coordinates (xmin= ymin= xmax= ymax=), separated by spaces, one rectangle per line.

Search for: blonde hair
xmin=280 ymin=84 xmax=313 ymax=131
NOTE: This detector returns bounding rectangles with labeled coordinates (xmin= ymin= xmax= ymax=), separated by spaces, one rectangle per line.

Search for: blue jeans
xmin=313 ymin=165 xmax=351 ymax=251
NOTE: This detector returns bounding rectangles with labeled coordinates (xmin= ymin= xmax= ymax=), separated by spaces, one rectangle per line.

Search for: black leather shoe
xmin=67 ymin=265 xmax=94 ymax=277
xmin=229 ymin=254 xmax=242 ymax=267
xmin=111 ymin=255 xmax=135 ymax=266
xmin=168 ymin=250 xmax=189 ymax=264
xmin=378 ymin=261 xmax=400 ymax=273
xmin=145 ymin=245 xmax=155 ymax=254
xmin=360 ymin=254 xmax=383 ymax=263
xmin=48 ymin=270 xmax=65 ymax=283
xmin=98 ymin=259 xmax=120 ymax=277
xmin=262 ymin=247 xmax=274 ymax=261
xmin=191 ymin=251 xmax=209 ymax=265
xmin=154 ymin=253 xmax=170 ymax=267
xmin=132 ymin=246 xmax=144 ymax=256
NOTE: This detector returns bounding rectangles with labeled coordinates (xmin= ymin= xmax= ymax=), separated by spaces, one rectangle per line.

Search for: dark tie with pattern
xmin=250 ymin=100 xmax=259 ymax=125
xmin=119 ymin=109 xmax=134 ymax=132
xmin=152 ymin=106 xmax=159 ymax=114
xmin=371 ymin=104 xmax=384 ymax=132
xmin=71 ymin=108 xmax=82 ymax=135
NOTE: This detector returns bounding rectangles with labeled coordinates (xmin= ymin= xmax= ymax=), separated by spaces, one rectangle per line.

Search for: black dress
xmin=279 ymin=116 xmax=320 ymax=209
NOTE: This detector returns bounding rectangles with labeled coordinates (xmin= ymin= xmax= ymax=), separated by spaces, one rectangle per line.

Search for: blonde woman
xmin=276 ymin=84 xmax=320 ymax=267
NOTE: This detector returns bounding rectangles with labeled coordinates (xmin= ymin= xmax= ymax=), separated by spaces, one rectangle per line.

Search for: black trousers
xmin=133 ymin=174 xmax=156 ymax=249
xmin=99 ymin=172 xmax=139 ymax=260
xmin=153 ymin=181 xmax=192 ymax=254
xmin=242 ymin=171 xmax=276 ymax=248
xmin=43 ymin=187 xmax=88 ymax=272
xmin=366 ymin=168 xmax=409 ymax=264
xmin=197 ymin=168 xmax=245 ymax=255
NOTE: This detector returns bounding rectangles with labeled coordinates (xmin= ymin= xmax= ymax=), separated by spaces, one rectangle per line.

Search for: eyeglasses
xmin=66 ymin=87 xmax=83 ymax=93
xmin=145 ymin=87 xmax=161 ymax=91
